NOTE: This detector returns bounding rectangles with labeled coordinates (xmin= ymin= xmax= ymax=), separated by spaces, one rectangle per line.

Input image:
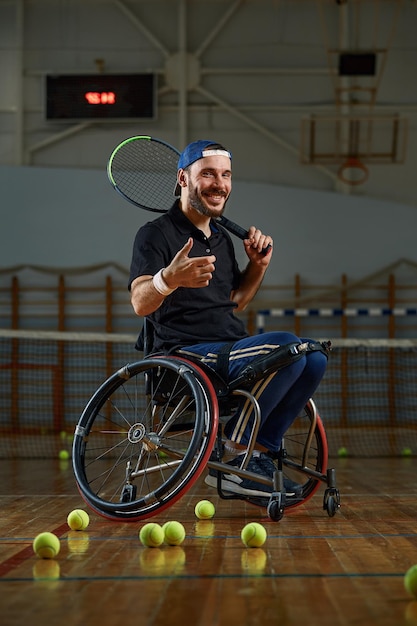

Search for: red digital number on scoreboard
xmin=84 ymin=92 xmax=116 ymax=105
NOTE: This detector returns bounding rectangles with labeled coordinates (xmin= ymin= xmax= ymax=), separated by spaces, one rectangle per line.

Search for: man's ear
xmin=177 ymin=168 xmax=187 ymax=190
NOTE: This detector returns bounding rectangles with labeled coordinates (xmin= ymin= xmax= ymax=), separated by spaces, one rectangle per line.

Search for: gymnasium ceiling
xmin=1 ymin=0 xmax=417 ymax=206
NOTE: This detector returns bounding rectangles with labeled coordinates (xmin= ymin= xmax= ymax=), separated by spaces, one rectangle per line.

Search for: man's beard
xmin=188 ymin=186 xmax=229 ymax=219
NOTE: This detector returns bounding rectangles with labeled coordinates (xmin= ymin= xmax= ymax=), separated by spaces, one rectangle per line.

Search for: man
xmin=129 ymin=139 xmax=328 ymax=500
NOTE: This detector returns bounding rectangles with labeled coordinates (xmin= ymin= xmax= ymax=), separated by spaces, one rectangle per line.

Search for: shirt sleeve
xmin=128 ymin=223 xmax=171 ymax=290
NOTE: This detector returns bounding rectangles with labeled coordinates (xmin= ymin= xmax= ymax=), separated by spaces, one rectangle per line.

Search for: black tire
xmin=72 ymin=356 xmax=218 ymax=521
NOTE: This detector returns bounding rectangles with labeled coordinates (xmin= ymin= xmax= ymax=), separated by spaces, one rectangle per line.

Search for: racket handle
xmin=216 ymin=216 xmax=272 ymax=256
xmin=217 ymin=215 xmax=248 ymax=240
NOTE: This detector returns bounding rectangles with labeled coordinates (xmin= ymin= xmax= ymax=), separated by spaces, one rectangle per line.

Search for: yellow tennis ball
xmin=405 ymin=564 xmax=417 ymax=598
xmin=194 ymin=500 xmax=215 ymax=520
xmin=241 ymin=522 xmax=267 ymax=548
xmin=59 ymin=449 xmax=70 ymax=460
xmin=33 ymin=532 xmax=61 ymax=559
xmin=337 ymin=447 xmax=348 ymax=458
xmin=162 ymin=521 xmax=186 ymax=546
xmin=67 ymin=509 xmax=90 ymax=531
xmin=139 ymin=522 xmax=164 ymax=548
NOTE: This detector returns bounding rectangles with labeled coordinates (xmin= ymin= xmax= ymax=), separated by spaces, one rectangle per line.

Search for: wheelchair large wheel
xmin=72 ymin=356 xmax=218 ymax=522
xmin=282 ymin=399 xmax=328 ymax=510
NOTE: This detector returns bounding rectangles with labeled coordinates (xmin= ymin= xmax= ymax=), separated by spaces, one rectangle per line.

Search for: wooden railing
xmin=1 ymin=259 xmax=417 ymax=338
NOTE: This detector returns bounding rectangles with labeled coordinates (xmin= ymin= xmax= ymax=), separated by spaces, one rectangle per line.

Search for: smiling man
xmin=128 ymin=139 xmax=328 ymax=502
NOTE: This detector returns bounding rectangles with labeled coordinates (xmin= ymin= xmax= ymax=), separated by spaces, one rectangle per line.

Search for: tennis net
xmin=0 ymin=330 xmax=416 ymax=458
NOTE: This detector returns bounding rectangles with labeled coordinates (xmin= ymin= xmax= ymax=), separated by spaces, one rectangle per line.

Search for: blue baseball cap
xmin=174 ymin=140 xmax=232 ymax=196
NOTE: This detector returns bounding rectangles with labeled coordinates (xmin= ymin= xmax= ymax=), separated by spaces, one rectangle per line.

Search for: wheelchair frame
xmin=72 ymin=340 xmax=341 ymax=522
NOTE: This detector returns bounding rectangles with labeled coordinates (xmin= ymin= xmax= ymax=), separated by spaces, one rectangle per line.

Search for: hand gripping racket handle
xmin=217 ymin=216 xmax=272 ymax=255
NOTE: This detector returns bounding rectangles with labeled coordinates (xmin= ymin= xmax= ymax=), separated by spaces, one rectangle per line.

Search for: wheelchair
xmin=72 ymin=326 xmax=341 ymax=523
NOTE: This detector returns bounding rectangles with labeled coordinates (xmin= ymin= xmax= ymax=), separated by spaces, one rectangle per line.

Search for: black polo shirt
xmin=129 ymin=201 xmax=248 ymax=353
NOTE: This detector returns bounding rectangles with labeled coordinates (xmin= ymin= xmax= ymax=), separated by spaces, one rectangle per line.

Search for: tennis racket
xmin=107 ymin=134 xmax=268 ymax=248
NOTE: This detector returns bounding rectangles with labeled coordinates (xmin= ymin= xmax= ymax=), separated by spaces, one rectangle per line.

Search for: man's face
xmin=184 ymin=155 xmax=232 ymax=219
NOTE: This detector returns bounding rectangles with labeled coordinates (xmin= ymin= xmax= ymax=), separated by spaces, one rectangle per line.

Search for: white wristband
xmin=152 ymin=269 xmax=176 ymax=296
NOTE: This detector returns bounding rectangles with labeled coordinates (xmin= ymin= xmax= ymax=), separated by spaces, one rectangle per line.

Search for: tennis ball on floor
xmin=405 ymin=564 xmax=417 ymax=598
xmin=33 ymin=532 xmax=61 ymax=559
xmin=337 ymin=447 xmax=348 ymax=458
xmin=139 ymin=522 xmax=164 ymax=548
xmin=241 ymin=522 xmax=267 ymax=548
xmin=194 ymin=500 xmax=215 ymax=520
xmin=59 ymin=449 xmax=69 ymax=460
xmin=67 ymin=509 xmax=90 ymax=531
xmin=402 ymin=447 xmax=413 ymax=457
xmin=162 ymin=521 xmax=186 ymax=546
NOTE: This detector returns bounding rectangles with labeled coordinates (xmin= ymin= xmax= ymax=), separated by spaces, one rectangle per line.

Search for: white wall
xmin=2 ymin=0 xmax=417 ymax=210
xmin=0 ymin=165 xmax=415 ymax=286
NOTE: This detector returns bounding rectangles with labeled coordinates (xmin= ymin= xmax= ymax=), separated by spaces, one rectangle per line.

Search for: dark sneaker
xmin=256 ymin=453 xmax=304 ymax=497
xmin=205 ymin=453 xmax=304 ymax=498
xmin=205 ymin=454 xmax=274 ymax=498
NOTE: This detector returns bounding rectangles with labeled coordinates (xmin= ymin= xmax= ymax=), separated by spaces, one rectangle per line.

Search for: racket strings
xmin=110 ymin=139 xmax=179 ymax=212
xmin=108 ymin=135 xmax=251 ymax=244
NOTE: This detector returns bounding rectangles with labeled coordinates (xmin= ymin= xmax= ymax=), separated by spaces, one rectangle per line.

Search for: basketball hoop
xmin=337 ymin=157 xmax=369 ymax=186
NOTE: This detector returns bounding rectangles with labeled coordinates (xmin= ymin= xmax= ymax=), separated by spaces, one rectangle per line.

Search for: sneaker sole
xmin=205 ymin=474 xmax=275 ymax=498
xmin=205 ymin=473 xmax=299 ymax=497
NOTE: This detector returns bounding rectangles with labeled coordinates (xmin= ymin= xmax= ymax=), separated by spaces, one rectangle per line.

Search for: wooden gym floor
xmin=1 ymin=457 xmax=417 ymax=626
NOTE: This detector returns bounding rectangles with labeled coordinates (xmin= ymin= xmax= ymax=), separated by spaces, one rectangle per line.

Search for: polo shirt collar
xmin=168 ymin=201 xmax=220 ymax=238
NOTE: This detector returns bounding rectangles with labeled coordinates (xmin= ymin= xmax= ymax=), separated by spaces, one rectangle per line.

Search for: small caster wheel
xmin=323 ymin=488 xmax=340 ymax=517
xmin=267 ymin=498 xmax=285 ymax=521
xmin=326 ymin=495 xmax=338 ymax=517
